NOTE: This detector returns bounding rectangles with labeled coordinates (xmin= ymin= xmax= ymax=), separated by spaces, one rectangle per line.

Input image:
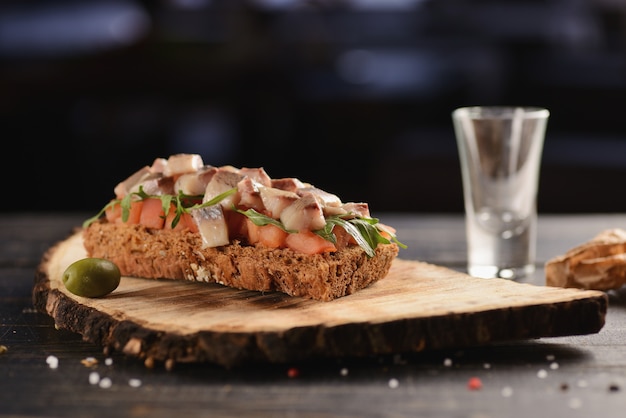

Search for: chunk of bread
xmin=83 ymin=221 xmax=399 ymax=301
xmin=545 ymin=228 xmax=626 ymax=290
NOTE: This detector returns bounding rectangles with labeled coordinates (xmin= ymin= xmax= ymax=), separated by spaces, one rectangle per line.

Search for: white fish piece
xmin=150 ymin=158 xmax=168 ymax=173
xmin=219 ymin=165 xmax=240 ymax=173
xmin=271 ymin=177 xmax=307 ymax=192
xmin=164 ymin=153 xmax=204 ymax=177
xmin=239 ymin=167 xmax=272 ymax=187
xmin=174 ymin=166 xmax=218 ymax=196
xmin=203 ymin=169 xmax=244 ymax=208
xmin=341 ymin=202 xmax=371 ymax=218
xmin=323 ymin=202 xmax=370 ymax=218
xmin=280 ymin=192 xmax=326 ymax=232
xmin=131 ymin=173 xmax=176 ymax=196
xmin=191 ymin=205 xmax=229 ymax=248
xmin=114 ymin=166 xmax=151 ymax=198
xmin=297 ymin=186 xmax=342 ymax=208
xmin=323 ymin=206 xmax=348 ymax=217
xmin=237 ymin=177 xmax=264 ymax=211
xmin=259 ymin=186 xmax=299 ymax=219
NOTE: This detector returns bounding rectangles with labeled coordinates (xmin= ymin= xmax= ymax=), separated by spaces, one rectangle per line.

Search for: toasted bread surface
xmin=83 ymin=221 xmax=399 ymax=301
xmin=545 ymin=228 xmax=626 ymax=290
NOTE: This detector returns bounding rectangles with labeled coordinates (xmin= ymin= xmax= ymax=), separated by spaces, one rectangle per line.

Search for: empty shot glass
xmin=452 ymin=106 xmax=549 ymax=279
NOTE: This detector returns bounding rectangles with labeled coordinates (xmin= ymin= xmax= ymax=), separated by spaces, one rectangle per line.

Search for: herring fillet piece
xmin=192 ymin=205 xmax=229 ymax=248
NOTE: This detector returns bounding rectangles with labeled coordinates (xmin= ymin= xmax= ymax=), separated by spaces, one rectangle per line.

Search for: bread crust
xmin=545 ymin=228 xmax=626 ymax=290
xmin=83 ymin=220 xmax=399 ymax=301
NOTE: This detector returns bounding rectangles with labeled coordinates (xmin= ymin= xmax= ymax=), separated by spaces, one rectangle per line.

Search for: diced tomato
xmin=104 ymin=200 xmax=142 ymax=224
xmin=104 ymin=200 xmax=122 ymax=223
xmin=181 ymin=212 xmax=199 ymax=233
xmin=257 ymin=224 xmax=288 ymax=248
xmin=377 ymin=223 xmax=396 ymax=241
xmin=225 ymin=210 xmax=248 ymax=241
xmin=139 ymin=198 xmax=165 ymax=229
xmin=102 ymin=198 xmax=202 ymax=232
xmin=164 ymin=205 xmax=198 ymax=233
xmin=285 ymin=230 xmax=337 ymax=255
xmin=164 ymin=204 xmax=180 ymax=230
xmin=126 ymin=200 xmax=143 ymax=224
xmin=244 ymin=218 xmax=288 ymax=248
xmin=245 ymin=218 xmax=261 ymax=244
xmin=333 ymin=225 xmax=357 ymax=250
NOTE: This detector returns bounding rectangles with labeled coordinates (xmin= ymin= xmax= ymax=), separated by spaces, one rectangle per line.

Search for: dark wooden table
xmin=2 ymin=212 xmax=626 ymax=417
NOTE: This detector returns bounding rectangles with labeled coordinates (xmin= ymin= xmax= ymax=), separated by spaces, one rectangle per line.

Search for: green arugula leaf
xmin=233 ymin=207 xmax=297 ymax=233
xmin=120 ymin=193 xmax=133 ymax=223
xmin=323 ymin=216 xmax=377 ymax=257
xmin=321 ymin=215 xmax=407 ymax=257
xmin=160 ymin=194 xmax=173 ymax=218
xmin=182 ymin=188 xmax=237 ymax=212
xmin=314 ymin=222 xmax=337 ymax=244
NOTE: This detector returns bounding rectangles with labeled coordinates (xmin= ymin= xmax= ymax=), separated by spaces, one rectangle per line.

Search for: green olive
xmin=62 ymin=258 xmax=121 ymax=298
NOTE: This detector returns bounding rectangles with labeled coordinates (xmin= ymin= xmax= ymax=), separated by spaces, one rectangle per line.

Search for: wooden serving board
xmin=34 ymin=232 xmax=608 ymax=368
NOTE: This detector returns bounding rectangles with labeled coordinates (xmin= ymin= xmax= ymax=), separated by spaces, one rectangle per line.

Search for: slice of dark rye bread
xmin=83 ymin=220 xmax=400 ymax=301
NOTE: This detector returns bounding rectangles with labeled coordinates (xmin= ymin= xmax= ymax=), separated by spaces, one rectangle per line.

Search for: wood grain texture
xmin=33 ymin=232 xmax=608 ymax=368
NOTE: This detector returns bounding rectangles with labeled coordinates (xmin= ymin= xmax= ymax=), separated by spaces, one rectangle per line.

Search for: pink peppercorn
xmin=287 ymin=367 xmax=300 ymax=378
xmin=467 ymin=377 xmax=482 ymax=390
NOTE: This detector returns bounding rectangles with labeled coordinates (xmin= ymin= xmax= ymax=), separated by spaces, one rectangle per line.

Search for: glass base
xmin=468 ymin=264 xmax=535 ymax=280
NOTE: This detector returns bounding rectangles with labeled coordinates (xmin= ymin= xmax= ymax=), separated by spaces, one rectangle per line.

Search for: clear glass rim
xmin=452 ymin=106 xmax=550 ymax=120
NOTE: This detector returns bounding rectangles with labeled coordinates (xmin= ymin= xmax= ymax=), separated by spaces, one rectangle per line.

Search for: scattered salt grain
xmin=483 ymin=363 xmax=491 ymax=369
xmin=128 ymin=378 xmax=142 ymax=388
xmin=388 ymin=378 xmax=399 ymax=388
xmin=46 ymin=355 xmax=59 ymax=369
xmin=501 ymin=386 xmax=513 ymax=397
xmin=546 ymin=354 xmax=555 ymax=361
xmin=568 ymin=397 xmax=582 ymax=409
xmin=340 ymin=368 xmax=349 ymax=377
xmin=104 ymin=358 xmax=113 ymax=366
xmin=549 ymin=362 xmax=559 ymax=370
xmin=443 ymin=358 xmax=452 ymax=367
xmin=537 ymin=369 xmax=548 ymax=379
xmin=577 ymin=379 xmax=588 ymax=388
xmin=89 ymin=372 xmax=100 ymax=385
xmin=98 ymin=377 xmax=112 ymax=389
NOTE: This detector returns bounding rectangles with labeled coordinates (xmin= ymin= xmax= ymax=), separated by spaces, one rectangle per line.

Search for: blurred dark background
xmin=2 ymin=0 xmax=625 ymax=213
